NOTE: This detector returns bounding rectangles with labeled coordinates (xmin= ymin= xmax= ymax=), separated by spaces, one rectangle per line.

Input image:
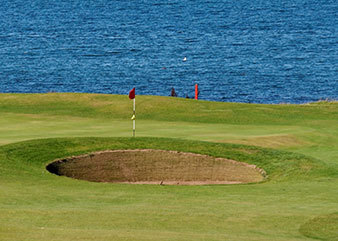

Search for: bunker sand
xmin=47 ymin=149 xmax=266 ymax=185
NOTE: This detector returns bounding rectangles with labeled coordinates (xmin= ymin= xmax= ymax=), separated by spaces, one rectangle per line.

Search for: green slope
xmin=0 ymin=93 xmax=337 ymax=241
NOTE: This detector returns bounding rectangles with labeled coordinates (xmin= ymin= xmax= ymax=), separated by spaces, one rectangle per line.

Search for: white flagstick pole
xmin=133 ymin=98 xmax=136 ymax=137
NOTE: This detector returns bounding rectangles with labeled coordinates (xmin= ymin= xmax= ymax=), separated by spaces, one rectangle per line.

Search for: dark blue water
xmin=0 ymin=0 xmax=337 ymax=103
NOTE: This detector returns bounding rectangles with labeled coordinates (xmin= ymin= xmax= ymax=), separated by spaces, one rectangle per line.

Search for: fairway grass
xmin=0 ymin=93 xmax=337 ymax=241
xmin=300 ymin=212 xmax=338 ymax=241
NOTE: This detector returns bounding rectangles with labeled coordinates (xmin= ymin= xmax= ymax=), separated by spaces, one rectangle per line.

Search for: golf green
xmin=0 ymin=93 xmax=337 ymax=241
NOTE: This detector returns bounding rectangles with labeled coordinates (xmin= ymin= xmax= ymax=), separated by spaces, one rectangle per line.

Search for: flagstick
xmin=133 ymin=98 xmax=136 ymax=137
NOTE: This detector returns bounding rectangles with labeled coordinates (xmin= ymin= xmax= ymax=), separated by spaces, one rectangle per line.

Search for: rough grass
xmin=0 ymin=93 xmax=337 ymax=241
xmin=0 ymin=93 xmax=337 ymax=124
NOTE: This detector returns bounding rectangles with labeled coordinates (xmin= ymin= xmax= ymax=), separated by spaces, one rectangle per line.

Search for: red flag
xmin=129 ymin=88 xmax=135 ymax=99
xmin=195 ymin=84 xmax=198 ymax=100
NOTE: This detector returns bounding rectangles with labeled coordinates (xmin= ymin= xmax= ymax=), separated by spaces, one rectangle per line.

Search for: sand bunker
xmin=46 ymin=149 xmax=266 ymax=185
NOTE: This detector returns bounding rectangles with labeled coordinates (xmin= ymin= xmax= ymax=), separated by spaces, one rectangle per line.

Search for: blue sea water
xmin=0 ymin=0 xmax=337 ymax=103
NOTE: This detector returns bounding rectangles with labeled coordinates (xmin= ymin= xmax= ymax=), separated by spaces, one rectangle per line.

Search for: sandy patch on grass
xmin=46 ymin=149 xmax=266 ymax=185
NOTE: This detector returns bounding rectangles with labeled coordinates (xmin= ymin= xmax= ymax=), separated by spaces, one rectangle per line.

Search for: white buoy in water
xmin=183 ymin=57 xmax=187 ymax=62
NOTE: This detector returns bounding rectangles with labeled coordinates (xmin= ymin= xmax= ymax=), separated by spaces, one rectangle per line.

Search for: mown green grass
xmin=0 ymin=93 xmax=337 ymax=241
xmin=300 ymin=212 xmax=338 ymax=241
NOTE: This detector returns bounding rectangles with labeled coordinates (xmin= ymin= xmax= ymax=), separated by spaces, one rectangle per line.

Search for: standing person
xmin=171 ymin=87 xmax=177 ymax=97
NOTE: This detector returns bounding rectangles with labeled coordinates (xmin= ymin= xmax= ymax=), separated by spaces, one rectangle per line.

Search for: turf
xmin=0 ymin=93 xmax=337 ymax=241
xmin=300 ymin=212 xmax=338 ymax=241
